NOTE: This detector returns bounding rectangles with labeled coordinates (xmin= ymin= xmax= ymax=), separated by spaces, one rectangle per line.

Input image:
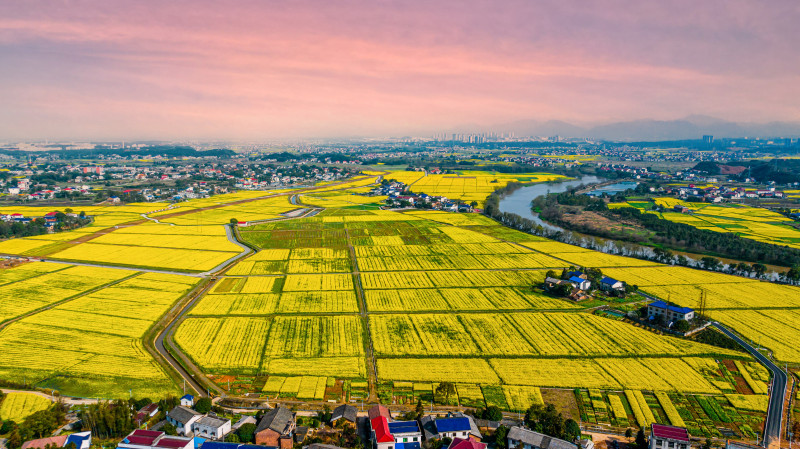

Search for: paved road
xmin=712 ymin=322 xmax=787 ymax=448
xmin=153 ymin=280 xmax=220 ymax=398
xmin=200 ymin=224 xmax=253 ymax=275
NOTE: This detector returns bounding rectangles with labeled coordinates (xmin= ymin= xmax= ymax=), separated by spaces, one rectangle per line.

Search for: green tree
xmin=415 ymin=399 xmax=424 ymax=419
xmin=1 ymin=420 xmax=16 ymax=434
xmin=225 ymin=433 xmax=240 ymax=443
xmin=236 ymin=423 xmax=257 ymax=443
xmin=701 ymin=257 xmax=721 ymax=271
xmin=564 ymin=419 xmax=580 ymax=441
xmin=7 ymin=428 xmax=21 ymax=449
xmin=483 ymin=406 xmax=503 ymax=422
xmin=625 ymin=428 xmax=633 ymax=439
xmin=673 ymin=319 xmax=690 ymax=333
xmin=435 ymin=382 xmax=456 ymax=404
xmin=702 ymin=438 xmax=712 ymax=449
xmin=194 ymin=397 xmax=212 ymax=414
xmin=635 ymin=429 xmax=647 ymax=449
xmin=752 ymin=263 xmax=767 ymax=279
xmin=229 ymin=218 xmax=238 ymax=224
xmin=494 ymin=425 xmax=509 ymax=449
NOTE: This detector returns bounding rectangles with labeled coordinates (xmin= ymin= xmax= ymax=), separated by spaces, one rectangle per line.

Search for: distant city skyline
xmin=1 ymin=0 xmax=798 ymax=140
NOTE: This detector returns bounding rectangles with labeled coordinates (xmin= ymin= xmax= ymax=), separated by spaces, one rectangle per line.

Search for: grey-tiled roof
xmin=195 ymin=415 xmax=230 ymax=429
xmin=168 ymin=406 xmax=202 ymax=425
xmin=420 ymin=415 xmax=439 ymax=440
xmin=507 ymin=427 xmax=575 ymax=449
xmin=256 ymin=407 xmax=294 ymax=435
xmin=331 ymin=404 xmax=357 ymax=423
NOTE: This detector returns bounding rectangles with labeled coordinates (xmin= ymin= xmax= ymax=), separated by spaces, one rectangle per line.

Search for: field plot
xmin=0 ymin=272 xmax=199 ymax=398
xmin=609 ymin=198 xmax=800 ymax=249
xmin=49 ymin=243 xmax=239 ymax=272
xmin=0 ymin=264 xmax=133 ymax=322
xmin=371 ymin=312 xmax=740 ymax=358
xmin=603 ymin=265 xmax=800 ymax=363
xmin=384 ymin=171 xmax=567 ymax=206
xmin=0 ymin=392 xmax=51 ymax=421
xmin=176 ymin=192 xmax=787 ymax=411
xmin=174 ymin=317 xmax=270 ymax=372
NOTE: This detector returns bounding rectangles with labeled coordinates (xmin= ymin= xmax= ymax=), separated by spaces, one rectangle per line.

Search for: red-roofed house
xmin=371 ymin=416 xmax=394 ymax=449
xmin=117 ymin=429 xmax=193 ymax=449
xmin=650 ymin=424 xmax=690 ymax=449
xmin=448 ymin=438 xmax=486 ymax=449
xmin=20 ymin=435 xmax=68 ymax=449
xmin=367 ymin=404 xmax=391 ymax=421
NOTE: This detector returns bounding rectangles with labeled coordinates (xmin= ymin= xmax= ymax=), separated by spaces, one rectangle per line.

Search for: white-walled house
xmin=192 ymin=415 xmax=231 ymax=440
xmin=167 ymin=406 xmax=202 ymax=436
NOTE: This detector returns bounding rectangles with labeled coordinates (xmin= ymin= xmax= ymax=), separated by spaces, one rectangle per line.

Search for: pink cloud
xmin=0 ymin=0 xmax=798 ymax=139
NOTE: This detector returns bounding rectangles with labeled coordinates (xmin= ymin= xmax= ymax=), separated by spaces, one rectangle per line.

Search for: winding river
xmin=495 ymin=175 xmax=781 ymax=280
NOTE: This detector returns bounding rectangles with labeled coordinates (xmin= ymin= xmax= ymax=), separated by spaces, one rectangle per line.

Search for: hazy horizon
xmin=1 ymin=1 xmax=799 ymax=141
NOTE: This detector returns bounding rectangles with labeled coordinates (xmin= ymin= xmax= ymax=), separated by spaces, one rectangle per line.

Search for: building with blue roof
xmin=599 ymin=277 xmax=624 ymax=292
xmin=434 ymin=417 xmax=472 ymax=440
xmin=388 ymin=420 xmax=422 ymax=445
xmin=647 ymin=300 xmax=695 ymax=323
xmin=200 ymin=442 xmax=272 ymax=449
xmin=180 ymin=394 xmax=194 ymax=407
xmin=568 ymin=276 xmax=591 ymax=291
xmin=65 ymin=431 xmax=92 ymax=449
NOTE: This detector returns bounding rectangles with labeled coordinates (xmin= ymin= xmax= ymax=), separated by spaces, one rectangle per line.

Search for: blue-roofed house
xmin=180 ymin=394 xmax=195 ymax=407
xmin=647 ymin=300 xmax=695 ymax=323
xmin=598 ymin=277 xmax=624 ymax=292
xmin=568 ymin=276 xmax=591 ymax=291
xmin=388 ymin=421 xmax=422 ymax=446
xmin=434 ymin=417 xmax=472 ymax=440
xmin=200 ymin=442 xmax=273 ymax=449
xmin=64 ymin=432 xmax=92 ymax=449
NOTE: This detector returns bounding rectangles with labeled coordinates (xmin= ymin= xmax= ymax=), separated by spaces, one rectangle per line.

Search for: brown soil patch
xmin=723 ymin=360 xmax=754 ymax=394
xmin=559 ymin=211 xmax=649 ymax=238
xmin=0 ymin=259 xmax=27 ymax=269
xmin=542 ymin=388 xmax=579 ymax=421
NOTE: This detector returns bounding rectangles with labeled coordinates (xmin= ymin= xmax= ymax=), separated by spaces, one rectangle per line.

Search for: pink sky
xmin=0 ymin=0 xmax=798 ymax=140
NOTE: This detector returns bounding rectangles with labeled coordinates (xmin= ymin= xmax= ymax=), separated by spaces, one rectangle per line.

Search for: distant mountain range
xmin=467 ymin=115 xmax=800 ymax=141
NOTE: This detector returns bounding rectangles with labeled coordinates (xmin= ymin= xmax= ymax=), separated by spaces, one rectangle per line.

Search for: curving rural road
xmin=712 ymin=322 xmax=787 ymax=448
xmin=153 ymin=279 xmax=222 ymax=398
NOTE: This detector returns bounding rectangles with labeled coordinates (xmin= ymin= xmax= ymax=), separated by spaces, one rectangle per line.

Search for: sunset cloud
xmin=0 ymin=0 xmax=798 ymax=139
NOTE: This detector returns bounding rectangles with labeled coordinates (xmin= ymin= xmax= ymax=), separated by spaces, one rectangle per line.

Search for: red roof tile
xmin=371 ymin=416 xmax=394 ymax=443
xmin=651 ymin=424 xmax=689 ymax=442
xmin=368 ymin=404 xmax=391 ymax=421
xmin=448 ymin=438 xmax=486 ymax=449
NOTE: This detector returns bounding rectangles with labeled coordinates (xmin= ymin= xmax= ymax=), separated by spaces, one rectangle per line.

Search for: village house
xmin=433 ymin=417 xmax=473 ymax=440
xmin=331 ymin=404 xmax=357 ymax=428
xmin=388 ymin=421 xmax=423 ymax=447
xmin=180 ymin=394 xmax=194 ymax=407
xmin=507 ymin=426 xmax=576 ymax=449
xmin=447 ymin=438 xmax=486 ymax=449
xmin=649 ymin=424 xmax=690 ymax=449
xmin=64 ymin=432 xmax=92 ymax=449
xmin=21 ymin=435 xmax=68 ymax=449
xmin=232 ymin=416 xmax=258 ymax=431
xmin=371 ymin=416 xmax=395 ymax=449
xmin=254 ymin=407 xmax=295 ymax=449
xmin=647 ymin=301 xmax=695 ymax=324
xmin=117 ymin=429 xmax=193 ymax=449
xmin=201 ymin=443 xmax=266 ymax=449
xmin=191 ymin=415 xmax=231 ymax=440
xmin=166 ymin=406 xmax=203 ymax=436
xmin=136 ymin=403 xmax=159 ymax=424
xmin=598 ymin=277 xmax=625 ymax=292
